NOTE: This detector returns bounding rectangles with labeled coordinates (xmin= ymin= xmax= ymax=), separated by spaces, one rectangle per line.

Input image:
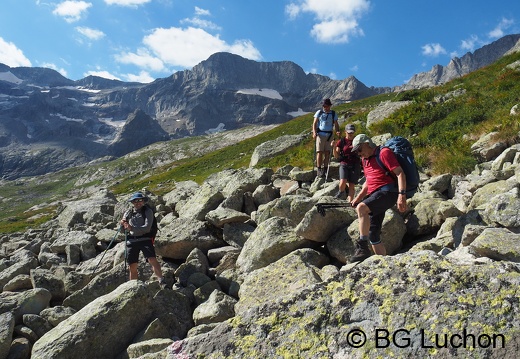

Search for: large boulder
xmin=0 ymin=288 xmax=52 ymax=323
xmin=155 ymin=218 xmax=226 ymax=260
xmin=235 ymin=217 xmax=313 ymax=273
xmin=32 ymin=281 xmax=154 ymax=359
xmin=468 ymin=228 xmax=520 ymax=262
xmin=56 ymin=189 xmax=117 ymax=228
xmin=166 ymin=251 xmax=520 ymax=358
xmin=235 ymin=248 xmax=328 ymax=314
xmin=295 ymin=199 xmax=357 ymax=242
xmin=249 ymin=134 xmax=306 ymax=167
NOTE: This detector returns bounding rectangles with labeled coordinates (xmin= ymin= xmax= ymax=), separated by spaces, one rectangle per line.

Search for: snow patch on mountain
xmin=0 ymin=71 xmax=23 ymax=84
xmin=237 ymin=88 xmax=283 ymax=100
xmin=287 ymin=108 xmax=309 ymax=117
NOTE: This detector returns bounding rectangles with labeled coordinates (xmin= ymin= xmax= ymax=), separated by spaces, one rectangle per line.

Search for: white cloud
xmin=53 ymin=1 xmax=92 ymax=23
xmin=142 ymin=27 xmax=261 ymax=68
xmin=40 ymin=62 xmax=68 ymax=77
xmin=104 ymin=0 xmax=151 ymax=6
xmin=75 ymin=26 xmax=105 ymax=40
xmin=84 ymin=70 xmax=121 ymax=80
xmin=311 ymin=17 xmax=364 ymax=44
xmin=181 ymin=7 xmax=221 ymax=31
xmin=488 ymin=18 xmax=514 ymax=39
xmin=115 ymin=48 xmax=166 ymax=72
xmin=421 ymin=43 xmax=447 ymax=57
xmin=460 ymin=35 xmax=479 ymax=52
xmin=181 ymin=17 xmax=221 ymax=31
xmin=286 ymin=0 xmax=370 ymax=43
xmin=285 ymin=3 xmax=300 ymax=20
xmin=0 ymin=37 xmax=32 ymax=67
xmin=121 ymin=71 xmax=155 ymax=83
xmin=350 ymin=65 xmax=359 ymax=72
xmin=194 ymin=6 xmax=210 ymax=17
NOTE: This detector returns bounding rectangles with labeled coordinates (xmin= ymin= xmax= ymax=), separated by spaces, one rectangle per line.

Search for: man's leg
xmin=126 ymin=244 xmax=140 ymax=280
xmin=369 ymin=211 xmax=387 ymax=255
xmin=142 ymin=242 xmax=167 ymax=288
xmin=128 ymin=263 xmax=139 ymax=280
xmin=148 ymin=257 xmax=163 ymax=279
xmin=316 ymin=151 xmax=323 ymax=170
xmin=347 ymin=182 xmax=356 ymax=203
xmin=350 ymin=202 xmax=372 ymax=262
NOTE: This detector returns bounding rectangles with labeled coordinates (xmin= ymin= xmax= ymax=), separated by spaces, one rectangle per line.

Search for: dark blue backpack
xmin=374 ymin=136 xmax=420 ymax=198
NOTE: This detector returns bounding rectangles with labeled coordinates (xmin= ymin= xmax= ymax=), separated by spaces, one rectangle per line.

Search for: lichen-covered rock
xmin=236 ymin=217 xmax=312 ymax=273
xmin=468 ymin=228 xmax=520 ymax=262
xmin=167 ymin=251 xmax=520 ymax=359
xmin=32 ymin=281 xmax=154 ymax=359
xmin=235 ymin=248 xmax=328 ymax=314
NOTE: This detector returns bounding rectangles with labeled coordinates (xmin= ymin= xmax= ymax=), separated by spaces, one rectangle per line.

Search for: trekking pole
xmin=325 ymin=147 xmax=332 ymax=181
xmin=124 ymin=229 xmax=128 ymax=281
xmin=315 ymin=202 xmax=352 ymax=216
xmin=91 ymin=226 xmax=121 ymax=277
xmin=313 ymin=134 xmax=317 ymax=177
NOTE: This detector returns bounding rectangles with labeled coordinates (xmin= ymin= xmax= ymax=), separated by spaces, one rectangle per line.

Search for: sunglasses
xmin=132 ymin=199 xmax=144 ymax=203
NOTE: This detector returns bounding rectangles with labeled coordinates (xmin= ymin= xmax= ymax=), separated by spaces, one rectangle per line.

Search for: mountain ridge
xmin=0 ymin=34 xmax=519 ymax=179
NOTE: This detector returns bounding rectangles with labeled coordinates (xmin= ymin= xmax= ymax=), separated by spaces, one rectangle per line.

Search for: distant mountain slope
xmin=399 ymin=34 xmax=520 ymax=89
xmin=0 ymin=34 xmax=518 ymax=179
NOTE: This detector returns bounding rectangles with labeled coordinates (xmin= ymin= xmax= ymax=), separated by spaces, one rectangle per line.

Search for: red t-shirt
xmin=335 ymin=138 xmax=359 ymax=165
xmin=362 ymin=147 xmax=400 ymax=194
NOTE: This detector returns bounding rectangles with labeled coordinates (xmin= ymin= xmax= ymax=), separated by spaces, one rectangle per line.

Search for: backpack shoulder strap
xmin=374 ymin=146 xmax=391 ymax=176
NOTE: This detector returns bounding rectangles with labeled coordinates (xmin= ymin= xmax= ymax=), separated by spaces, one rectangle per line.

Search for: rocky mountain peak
xmin=108 ymin=109 xmax=169 ymax=156
xmin=400 ymin=34 xmax=520 ymax=89
xmin=0 ymin=34 xmax=519 ymax=179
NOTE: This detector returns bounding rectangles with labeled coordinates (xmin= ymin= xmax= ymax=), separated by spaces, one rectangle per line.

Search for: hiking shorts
xmin=339 ymin=163 xmax=361 ymax=184
xmin=126 ymin=239 xmax=156 ymax=264
xmin=316 ymin=133 xmax=333 ymax=152
xmin=362 ymin=189 xmax=398 ymax=245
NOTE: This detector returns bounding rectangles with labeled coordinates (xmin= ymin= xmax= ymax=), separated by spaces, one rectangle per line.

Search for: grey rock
xmin=192 ymin=289 xmax=237 ymax=325
xmin=469 ymin=228 xmax=520 ymax=262
xmin=295 ymin=199 xmax=357 ymax=243
xmin=3 ymin=275 xmax=32 ymax=292
xmin=155 ymin=217 xmax=225 ymax=260
xmin=39 ymin=306 xmax=77 ymax=327
xmin=29 ymin=269 xmax=66 ymax=302
xmin=249 ymin=134 xmax=306 ymax=167
xmin=22 ymin=314 xmax=53 ymax=338
xmin=0 ymin=312 xmax=15 ymax=359
xmin=236 ymin=216 xmax=312 ymax=273
xmin=31 ymin=281 xmax=154 ymax=359
xmin=205 ymin=207 xmax=251 ymax=228
xmin=0 ymin=288 xmax=51 ymax=323
xmin=366 ymin=101 xmax=412 ymax=128
xmin=235 ymin=249 xmax=326 ymax=315
xmin=126 ymin=338 xmax=173 ymax=359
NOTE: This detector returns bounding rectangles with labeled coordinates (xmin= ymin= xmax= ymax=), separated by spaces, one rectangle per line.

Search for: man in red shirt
xmin=333 ymin=124 xmax=361 ymax=202
xmin=350 ymin=134 xmax=407 ymax=262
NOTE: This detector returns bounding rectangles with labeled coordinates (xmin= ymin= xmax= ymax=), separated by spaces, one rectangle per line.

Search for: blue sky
xmin=1 ymin=0 xmax=519 ymax=87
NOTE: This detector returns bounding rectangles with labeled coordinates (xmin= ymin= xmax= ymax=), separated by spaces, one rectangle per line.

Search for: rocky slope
xmin=0 ymin=107 xmax=519 ymax=357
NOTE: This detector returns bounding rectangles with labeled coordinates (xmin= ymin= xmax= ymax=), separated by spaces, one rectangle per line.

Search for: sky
xmin=1 ymin=0 xmax=519 ymax=87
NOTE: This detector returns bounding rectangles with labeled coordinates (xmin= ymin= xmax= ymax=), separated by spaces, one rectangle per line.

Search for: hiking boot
xmin=321 ymin=167 xmax=327 ymax=178
xmin=159 ymin=278 xmax=169 ymax=290
xmin=334 ymin=190 xmax=346 ymax=200
xmin=350 ymin=240 xmax=371 ymax=263
xmin=316 ymin=168 xmax=323 ymax=178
